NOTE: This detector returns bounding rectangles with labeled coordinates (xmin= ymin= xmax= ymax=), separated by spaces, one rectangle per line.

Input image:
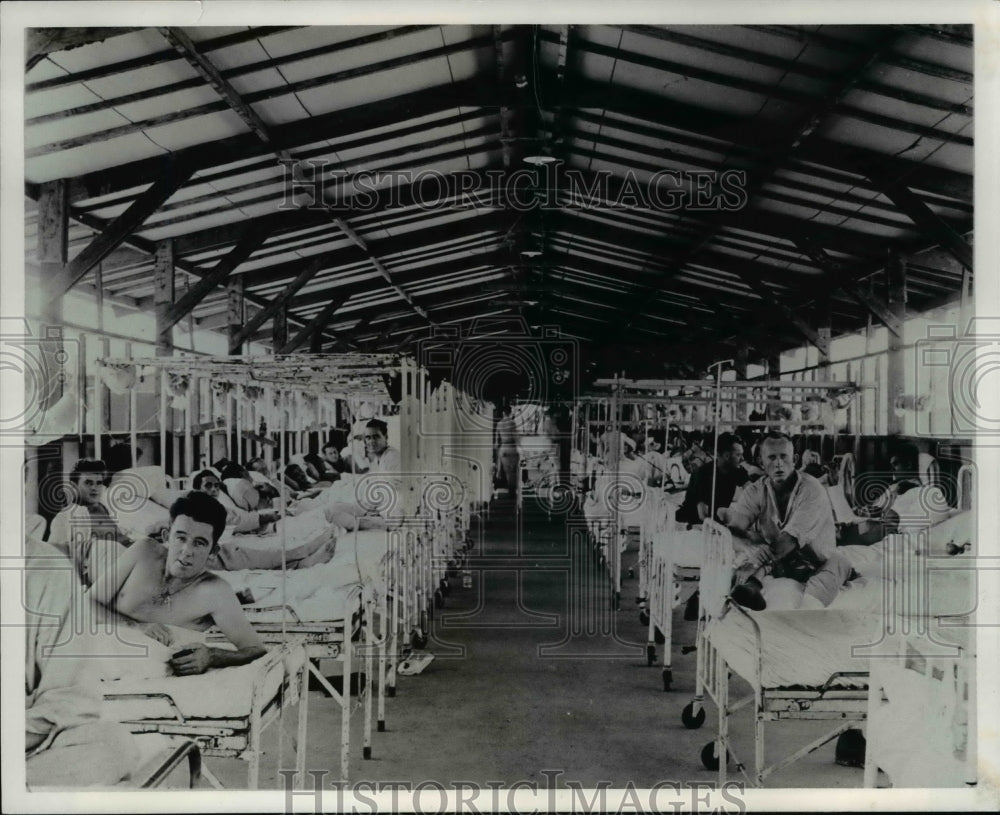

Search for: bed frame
xmin=103 ymin=643 xmax=302 ymax=789
xmin=681 ymin=521 xmax=870 ymax=787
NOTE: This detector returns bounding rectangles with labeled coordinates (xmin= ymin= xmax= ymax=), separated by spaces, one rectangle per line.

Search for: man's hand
xmin=716 ymin=506 xmax=731 ymax=524
xmin=139 ymin=622 xmax=174 ymax=646
xmin=169 ymin=644 xmax=212 ymax=675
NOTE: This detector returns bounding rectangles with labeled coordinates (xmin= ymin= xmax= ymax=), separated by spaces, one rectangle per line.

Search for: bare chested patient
xmin=90 ymin=491 xmax=267 ymax=675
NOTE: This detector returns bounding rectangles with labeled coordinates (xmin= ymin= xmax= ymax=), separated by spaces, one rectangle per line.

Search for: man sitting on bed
xmin=717 ymin=432 xmax=852 ymax=610
xmin=47 ymin=459 xmax=135 ymax=586
xmin=90 ymin=491 xmax=267 ymax=675
xmin=325 ymin=418 xmax=400 ymax=531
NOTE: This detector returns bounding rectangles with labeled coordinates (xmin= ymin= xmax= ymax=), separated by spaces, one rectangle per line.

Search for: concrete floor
xmin=201 ymin=493 xmax=869 ymax=791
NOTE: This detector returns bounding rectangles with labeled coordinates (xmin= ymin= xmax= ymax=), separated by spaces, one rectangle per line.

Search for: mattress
xmin=706 ymin=609 xmax=882 ymax=690
xmin=650 ymin=527 xmax=705 ymax=569
xmin=98 ymin=630 xmax=302 ymax=720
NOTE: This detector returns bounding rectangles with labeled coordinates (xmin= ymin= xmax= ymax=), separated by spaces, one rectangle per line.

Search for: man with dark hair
xmin=718 ymin=432 xmax=852 ymax=609
xmin=324 ymin=417 xmax=401 ymax=531
xmin=47 ymin=459 xmax=135 ymax=587
xmin=363 ymin=418 xmax=400 ymax=473
xmin=90 ymin=491 xmax=267 ymax=675
xmin=676 ymin=432 xmax=748 ymax=526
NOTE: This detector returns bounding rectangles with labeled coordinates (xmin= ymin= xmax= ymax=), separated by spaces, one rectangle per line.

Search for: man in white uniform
xmin=325 ymin=419 xmax=401 ymax=530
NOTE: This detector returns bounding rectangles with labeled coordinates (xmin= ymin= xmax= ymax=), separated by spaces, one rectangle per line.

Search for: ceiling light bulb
xmin=520 ymin=250 xmax=542 ymax=258
xmin=523 ymin=155 xmax=557 ymax=166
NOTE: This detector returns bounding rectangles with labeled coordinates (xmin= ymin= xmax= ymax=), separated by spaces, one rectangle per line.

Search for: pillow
xmin=110 ymin=466 xmax=167 ymax=498
xmin=149 ymin=488 xmax=187 ymax=509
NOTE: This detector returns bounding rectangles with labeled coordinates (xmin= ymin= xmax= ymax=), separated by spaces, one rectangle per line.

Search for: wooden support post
xmin=817 ymin=305 xmax=832 ymax=371
xmin=735 ymin=341 xmax=749 ymax=422
xmin=154 ymin=240 xmax=176 ymax=356
xmin=273 ymin=305 xmax=288 ymax=354
xmin=886 ymin=251 xmax=907 ymax=436
xmin=227 ymin=277 xmax=245 ymax=356
xmin=37 ymin=180 xmax=69 ymax=415
xmin=153 ymin=240 xmax=174 ymax=468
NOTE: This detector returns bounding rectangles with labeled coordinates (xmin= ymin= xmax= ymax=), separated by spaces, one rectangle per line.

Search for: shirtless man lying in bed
xmin=90 ymin=491 xmax=267 ymax=675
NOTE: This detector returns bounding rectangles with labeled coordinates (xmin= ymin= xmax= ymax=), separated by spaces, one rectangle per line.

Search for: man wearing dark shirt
xmin=675 ymin=433 xmax=748 ymax=526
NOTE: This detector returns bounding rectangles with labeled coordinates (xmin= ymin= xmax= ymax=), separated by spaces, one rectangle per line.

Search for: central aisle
xmin=231 ymin=491 xmax=866 ymax=790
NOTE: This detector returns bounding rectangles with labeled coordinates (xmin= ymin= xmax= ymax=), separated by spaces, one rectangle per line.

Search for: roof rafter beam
xmin=161 ymin=220 xmax=277 ymax=333
xmin=277 ymin=293 xmax=350 ymax=354
xmin=794 ymin=238 xmax=903 ymax=336
xmin=53 ymin=161 xmax=196 ymax=301
xmin=228 ymin=259 xmax=356 ymax=352
xmin=865 ymin=169 xmax=973 ymax=272
xmin=157 ymin=27 xmax=289 ymax=158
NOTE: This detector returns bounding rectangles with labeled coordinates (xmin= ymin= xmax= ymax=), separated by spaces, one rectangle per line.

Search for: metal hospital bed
xmin=682 ymin=512 xmax=977 ymax=788
xmin=102 ymin=642 xmax=305 ymax=789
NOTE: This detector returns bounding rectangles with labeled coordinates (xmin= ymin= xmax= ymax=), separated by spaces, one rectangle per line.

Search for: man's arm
xmin=169 ymin=584 xmax=266 ymax=675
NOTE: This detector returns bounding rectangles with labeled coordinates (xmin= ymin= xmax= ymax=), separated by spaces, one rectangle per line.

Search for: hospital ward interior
xmin=9 ymin=21 xmax=990 ymax=797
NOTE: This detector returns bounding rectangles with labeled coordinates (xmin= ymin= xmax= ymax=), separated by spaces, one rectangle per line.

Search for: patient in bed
xmin=193 ymin=470 xmax=335 ymax=569
xmin=837 ymin=442 xmax=950 ymax=546
xmin=90 ymin=491 xmax=267 ymax=676
xmin=718 ymin=433 xmax=852 ymax=610
xmin=325 ymin=418 xmax=400 ymax=531
xmin=46 ymin=459 xmax=135 ymax=586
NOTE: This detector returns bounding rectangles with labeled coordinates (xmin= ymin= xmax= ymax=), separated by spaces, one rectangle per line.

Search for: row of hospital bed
xmin=32 ymin=352 xmax=491 ymax=790
xmin=569 ymin=392 xmax=977 ymax=788
xmin=84 ymin=465 xmax=478 ymax=789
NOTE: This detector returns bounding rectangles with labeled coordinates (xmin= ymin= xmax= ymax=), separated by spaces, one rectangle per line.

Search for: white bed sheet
xmin=213 ymin=529 xmax=389 ymax=622
xmin=706 ymin=609 xmax=880 ymax=690
xmin=97 ymin=628 xmax=302 ymax=720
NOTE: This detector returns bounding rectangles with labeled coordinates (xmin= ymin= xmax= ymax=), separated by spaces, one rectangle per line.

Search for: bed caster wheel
xmin=638 ymin=608 xmax=650 ymax=626
xmin=646 ymin=645 xmax=656 ymax=666
xmin=387 ymin=686 xmax=396 ymax=698
xmin=440 ymin=579 xmax=451 ymax=597
xmin=412 ymin=631 xmax=428 ymax=650
xmin=700 ymin=742 xmax=727 ymax=771
xmin=363 ymin=746 xmax=372 ymax=760
xmin=377 ymin=720 xmax=386 ymax=732
xmin=627 ymin=568 xmax=635 ymax=579
xmin=662 ymin=669 xmax=672 ymax=691
xmin=654 ymin=627 xmax=665 ymax=645
xmin=682 ymin=702 xmax=706 ymax=729
xmin=434 ymin=589 xmax=444 ymax=609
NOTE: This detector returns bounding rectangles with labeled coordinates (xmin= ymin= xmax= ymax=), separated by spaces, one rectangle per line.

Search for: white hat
xmin=621 ymin=435 xmax=637 ymax=452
